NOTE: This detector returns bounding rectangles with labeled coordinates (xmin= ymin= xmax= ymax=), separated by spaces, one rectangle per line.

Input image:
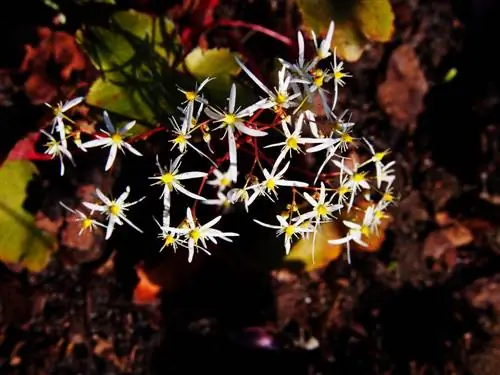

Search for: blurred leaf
xmin=184 ymin=47 xmax=243 ymax=104
xmin=285 ymin=222 xmax=343 ymax=271
xmin=354 ymin=0 xmax=394 ymax=42
xmin=0 ymin=161 xmax=55 ymax=272
xmin=333 ymin=21 xmax=366 ymax=62
xmin=296 ymin=0 xmax=394 ymax=62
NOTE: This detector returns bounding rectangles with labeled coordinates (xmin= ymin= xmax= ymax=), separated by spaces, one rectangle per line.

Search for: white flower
xmin=297 ymin=182 xmax=343 ymax=223
xmin=311 ymin=20 xmax=335 ymax=61
xmin=59 ymin=201 xmax=106 ymax=235
xmin=153 ymin=216 xmax=184 ymax=252
xmin=41 ymin=130 xmax=75 ymax=176
xmin=333 ymin=159 xmax=370 ymax=211
xmin=45 ymin=96 xmax=84 ymax=147
xmin=162 ymin=207 xmax=239 ymax=262
xmin=253 ymin=215 xmax=313 ymax=254
xmin=202 ymin=191 xmax=233 ymax=213
xmin=226 ymin=186 xmax=260 ymax=212
xmin=169 ymin=116 xmax=216 ymax=166
xmin=82 ymin=111 xmax=142 ymax=171
xmin=149 ymin=154 xmax=207 ymax=213
xmin=178 ymin=77 xmax=213 ymax=106
xmin=328 ymin=205 xmax=376 ymax=264
xmin=295 ymin=182 xmax=343 ymax=263
xmin=360 ymin=138 xmax=393 ymax=188
xmin=236 ymin=59 xmax=300 ymax=110
xmin=205 ymin=84 xmax=268 ymax=182
xmin=207 ymin=168 xmax=233 ymax=191
xmin=264 ymin=114 xmax=307 ymax=168
xmin=330 ymin=48 xmax=351 ymax=111
xmin=82 ymin=186 xmax=144 ymax=240
xmin=250 ymin=160 xmax=308 ymax=201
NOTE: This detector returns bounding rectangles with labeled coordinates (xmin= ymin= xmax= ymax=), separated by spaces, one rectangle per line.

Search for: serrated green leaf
xmin=0 ymin=161 xmax=55 ymax=272
xmin=354 ymin=0 xmax=394 ymax=42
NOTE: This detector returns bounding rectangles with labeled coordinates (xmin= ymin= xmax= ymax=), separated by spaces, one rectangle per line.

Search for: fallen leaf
xmin=20 ymin=27 xmax=86 ymax=104
xmin=4 ymin=132 xmax=51 ymax=164
xmin=333 ymin=21 xmax=366 ymax=62
xmin=377 ymin=44 xmax=428 ymax=133
xmin=0 ymin=161 xmax=56 ymax=272
xmin=441 ymin=222 xmax=473 ymax=248
xmin=353 ymin=0 xmax=394 ymax=42
xmin=296 ymin=0 xmax=395 ymax=62
xmin=286 ymin=222 xmax=343 ymax=271
xmin=133 ymin=264 xmax=161 ymax=305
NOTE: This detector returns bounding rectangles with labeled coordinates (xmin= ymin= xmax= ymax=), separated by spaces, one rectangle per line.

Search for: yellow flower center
xmin=220 ymin=176 xmax=230 ymax=187
xmin=161 ymin=173 xmax=175 ymax=185
xmin=82 ymin=218 xmax=93 ymax=230
xmin=316 ymin=204 xmax=328 ymax=216
xmin=312 ymin=69 xmax=324 ymax=87
xmin=109 ymin=203 xmax=120 ymax=216
xmin=340 ymin=133 xmax=353 ymax=143
xmin=286 ymin=137 xmax=298 ymax=150
xmin=189 ymin=228 xmax=201 ymax=243
xmin=111 ymin=133 xmax=122 ymax=144
xmin=337 ymin=185 xmax=349 ymax=196
xmin=265 ymin=178 xmax=276 ymax=191
xmin=185 ymin=91 xmax=197 ymax=102
xmin=275 ymin=92 xmax=287 ymax=105
xmin=285 ymin=225 xmax=295 ymax=237
xmin=360 ymin=225 xmax=370 ymax=237
xmin=223 ymin=113 xmax=237 ymax=125
xmin=352 ymin=172 xmax=366 ymax=184
xmin=375 ymin=210 xmax=386 ymax=220
xmin=334 ymin=70 xmax=346 ymax=81
xmin=375 ymin=151 xmax=387 ymax=161
xmin=382 ymin=192 xmax=393 ymax=202
xmin=164 ymin=235 xmax=175 ymax=246
xmin=175 ymin=133 xmax=186 ymax=143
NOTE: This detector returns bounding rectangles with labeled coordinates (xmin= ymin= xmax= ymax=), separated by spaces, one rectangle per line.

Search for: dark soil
xmin=2 ymin=0 xmax=500 ymax=374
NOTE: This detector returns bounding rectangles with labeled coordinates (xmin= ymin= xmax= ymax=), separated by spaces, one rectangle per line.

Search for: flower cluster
xmin=46 ymin=21 xmax=397 ymax=264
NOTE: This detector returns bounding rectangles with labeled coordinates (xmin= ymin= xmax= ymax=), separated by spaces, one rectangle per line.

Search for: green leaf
xmin=333 ymin=21 xmax=366 ymax=62
xmin=77 ymin=10 xmax=182 ymax=125
xmin=0 ymin=161 xmax=55 ymax=272
xmin=85 ymin=73 xmax=158 ymax=125
xmin=184 ymin=47 xmax=244 ymax=105
xmin=354 ymin=0 xmax=394 ymax=42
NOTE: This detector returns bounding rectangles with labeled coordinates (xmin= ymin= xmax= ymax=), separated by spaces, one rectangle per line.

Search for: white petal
xmin=103 ymin=111 xmax=115 ymax=133
xmin=122 ymin=142 xmax=143 ymax=156
xmin=228 ymin=84 xmax=237 ymax=113
xmin=82 ymin=138 xmax=111 ymax=149
xmin=105 ymin=145 xmax=118 ymax=171
xmin=235 ymin=122 xmax=267 ymax=137
xmin=62 ymin=96 xmax=84 ymax=111
xmin=175 ymin=183 xmax=206 ymax=201
xmin=120 ymin=120 xmax=137 ymax=134
xmin=176 ymin=171 xmax=207 ymax=180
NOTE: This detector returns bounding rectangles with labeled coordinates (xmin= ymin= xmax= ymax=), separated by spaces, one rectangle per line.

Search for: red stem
xmin=213 ymin=19 xmax=293 ymax=46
